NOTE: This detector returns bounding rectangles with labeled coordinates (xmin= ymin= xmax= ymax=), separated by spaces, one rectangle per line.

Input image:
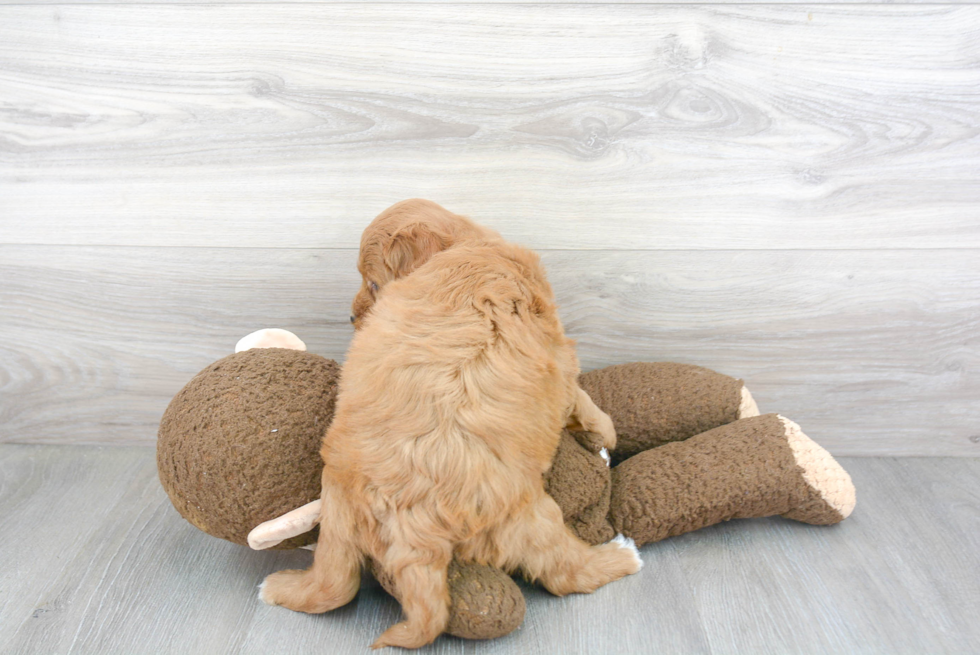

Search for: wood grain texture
xmin=673 ymin=456 xmax=980 ymax=654
xmin=1 ymin=244 xmax=977 ymax=456
xmin=2 ymin=444 xmax=978 ymax=653
xmin=1 ymin=5 xmax=978 ymax=249
xmin=1 ymin=0 xmax=974 ymax=4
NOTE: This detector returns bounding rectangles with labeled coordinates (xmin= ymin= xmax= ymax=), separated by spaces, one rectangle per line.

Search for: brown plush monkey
xmin=158 ymin=330 xmax=855 ymax=641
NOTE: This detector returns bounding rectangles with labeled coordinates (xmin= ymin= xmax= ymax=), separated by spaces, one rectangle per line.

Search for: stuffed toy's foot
xmin=740 ymin=386 xmax=760 ymax=419
xmin=609 ymin=413 xmax=857 ymax=546
xmin=778 ymin=416 xmax=856 ymax=524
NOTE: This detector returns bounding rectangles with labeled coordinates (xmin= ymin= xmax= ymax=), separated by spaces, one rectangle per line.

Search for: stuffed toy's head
xmin=157 ymin=347 xmax=338 ymax=549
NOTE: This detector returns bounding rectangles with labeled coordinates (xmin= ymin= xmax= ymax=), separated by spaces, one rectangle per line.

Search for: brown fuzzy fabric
xmin=157 ymin=348 xmax=339 ymax=549
xmin=609 ymin=414 xmax=825 ymax=546
xmin=543 ymin=430 xmax=615 ymax=546
xmin=369 ymin=558 xmax=526 ymax=640
xmin=580 ymin=362 xmax=743 ymax=463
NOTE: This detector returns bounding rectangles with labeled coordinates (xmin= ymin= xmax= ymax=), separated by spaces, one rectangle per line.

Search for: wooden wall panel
xmin=1 ymin=0 xmax=973 ymax=4
xmin=1 ymin=4 xmax=977 ymax=456
xmin=2 ymin=245 xmax=977 ymax=455
xmin=1 ymin=5 xmax=978 ymax=249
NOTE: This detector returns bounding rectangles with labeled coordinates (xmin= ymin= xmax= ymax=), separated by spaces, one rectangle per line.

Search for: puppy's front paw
xmin=591 ymin=411 xmax=616 ymax=451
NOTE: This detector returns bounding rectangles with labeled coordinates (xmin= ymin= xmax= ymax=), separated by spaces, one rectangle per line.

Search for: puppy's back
xmin=349 ymin=241 xmax=573 ymax=403
xmin=329 ymin=242 xmax=578 ymax=531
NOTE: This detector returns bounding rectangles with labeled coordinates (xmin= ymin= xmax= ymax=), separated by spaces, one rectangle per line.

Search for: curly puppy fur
xmin=350 ymin=199 xmax=615 ymax=443
xmin=261 ymin=204 xmax=637 ymax=649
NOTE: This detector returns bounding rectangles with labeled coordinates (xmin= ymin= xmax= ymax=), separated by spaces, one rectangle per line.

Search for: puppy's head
xmin=351 ymin=199 xmax=499 ymax=328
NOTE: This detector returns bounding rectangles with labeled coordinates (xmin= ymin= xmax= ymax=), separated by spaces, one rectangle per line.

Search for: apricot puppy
xmin=261 ymin=212 xmax=638 ymax=650
xmin=351 ymin=199 xmax=616 ymax=444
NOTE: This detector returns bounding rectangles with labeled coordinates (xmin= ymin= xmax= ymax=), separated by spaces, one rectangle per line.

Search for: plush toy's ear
xmin=383 ymin=222 xmax=451 ymax=278
xmin=235 ymin=328 xmax=307 ymax=353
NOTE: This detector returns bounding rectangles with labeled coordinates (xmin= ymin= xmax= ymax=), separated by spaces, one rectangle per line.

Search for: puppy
xmin=350 ymin=199 xmax=615 ymax=443
xmin=261 ymin=206 xmax=637 ymax=650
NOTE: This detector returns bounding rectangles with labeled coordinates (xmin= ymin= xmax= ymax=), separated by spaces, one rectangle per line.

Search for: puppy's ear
xmin=383 ymin=223 xmax=450 ymax=277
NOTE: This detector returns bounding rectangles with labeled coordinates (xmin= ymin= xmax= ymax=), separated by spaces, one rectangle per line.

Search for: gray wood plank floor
xmin=1 ymin=444 xmax=977 ymax=654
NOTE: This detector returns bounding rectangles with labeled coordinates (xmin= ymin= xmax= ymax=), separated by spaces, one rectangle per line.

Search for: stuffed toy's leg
xmin=610 ymin=414 xmax=856 ymax=546
xmin=580 ymin=362 xmax=760 ymax=463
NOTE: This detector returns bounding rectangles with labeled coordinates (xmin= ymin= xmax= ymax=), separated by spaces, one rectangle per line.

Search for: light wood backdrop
xmin=1 ymin=4 xmax=978 ymax=455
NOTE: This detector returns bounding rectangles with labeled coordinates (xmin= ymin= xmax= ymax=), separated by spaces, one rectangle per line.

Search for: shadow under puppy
xmin=260 ymin=201 xmax=641 ymax=649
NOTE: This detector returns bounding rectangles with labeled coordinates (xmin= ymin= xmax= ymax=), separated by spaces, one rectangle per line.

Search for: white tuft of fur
xmin=257 ymin=581 xmax=270 ymax=604
xmin=599 ymin=448 xmax=611 ymax=466
xmin=610 ymin=534 xmax=643 ymax=570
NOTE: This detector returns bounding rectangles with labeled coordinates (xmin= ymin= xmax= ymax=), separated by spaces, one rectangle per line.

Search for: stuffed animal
xmin=158 ymin=330 xmax=855 ymax=640
xmin=157 ymin=332 xmax=527 ymax=639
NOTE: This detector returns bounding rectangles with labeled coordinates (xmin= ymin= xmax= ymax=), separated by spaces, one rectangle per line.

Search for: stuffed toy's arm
xmin=249 ymin=499 xmax=321 ymax=550
xmin=580 ymin=362 xmax=760 ymax=464
xmin=554 ymin=363 xmax=853 ymax=550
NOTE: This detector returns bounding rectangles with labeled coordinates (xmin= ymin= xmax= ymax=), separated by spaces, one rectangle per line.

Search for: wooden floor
xmin=2 ymin=444 xmax=977 ymax=654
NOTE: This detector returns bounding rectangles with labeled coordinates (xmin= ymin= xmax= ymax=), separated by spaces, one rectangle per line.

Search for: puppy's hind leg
xmin=497 ymin=491 xmax=641 ymax=596
xmin=260 ymin=480 xmax=362 ymax=614
xmin=371 ymin=542 xmax=452 ymax=650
